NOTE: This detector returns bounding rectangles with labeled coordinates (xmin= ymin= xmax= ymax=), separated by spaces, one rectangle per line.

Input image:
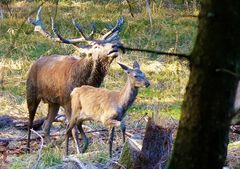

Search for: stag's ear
xmin=133 ymin=61 xmax=140 ymax=69
xmin=118 ymin=62 xmax=131 ymax=73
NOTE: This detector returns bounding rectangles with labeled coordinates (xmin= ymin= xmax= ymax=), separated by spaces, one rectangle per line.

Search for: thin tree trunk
xmin=184 ymin=0 xmax=189 ymax=11
xmin=192 ymin=0 xmax=197 ymax=12
xmin=0 ymin=5 xmax=3 ymax=24
xmin=168 ymin=0 xmax=240 ymax=169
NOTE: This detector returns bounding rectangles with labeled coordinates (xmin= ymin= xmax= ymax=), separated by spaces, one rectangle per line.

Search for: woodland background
xmin=0 ymin=0 xmax=240 ymax=169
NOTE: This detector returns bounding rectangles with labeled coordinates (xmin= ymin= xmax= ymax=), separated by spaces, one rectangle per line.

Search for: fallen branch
xmin=134 ymin=113 xmax=148 ymax=128
xmin=216 ymin=68 xmax=240 ymax=78
xmin=31 ymin=129 xmax=44 ymax=169
xmin=13 ymin=117 xmax=46 ymax=130
xmin=0 ymin=126 xmax=134 ymax=146
xmin=121 ymin=46 xmax=190 ymax=60
xmin=230 ymin=125 xmax=240 ymax=134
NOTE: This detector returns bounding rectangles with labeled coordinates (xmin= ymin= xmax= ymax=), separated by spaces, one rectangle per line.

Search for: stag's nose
xmin=145 ymin=80 xmax=150 ymax=88
xmin=113 ymin=44 xmax=125 ymax=54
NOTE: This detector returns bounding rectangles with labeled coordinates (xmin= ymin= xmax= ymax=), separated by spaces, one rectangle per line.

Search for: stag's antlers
xmin=28 ymin=6 xmax=124 ymax=49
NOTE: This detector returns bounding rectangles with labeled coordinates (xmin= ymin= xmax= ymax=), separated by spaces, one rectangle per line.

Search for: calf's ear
xmin=118 ymin=62 xmax=131 ymax=73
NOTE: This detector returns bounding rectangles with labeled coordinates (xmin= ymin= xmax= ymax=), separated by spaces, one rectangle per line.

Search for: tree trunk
xmin=116 ymin=118 xmax=173 ymax=169
xmin=168 ymin=1 xmax=240 ymax=169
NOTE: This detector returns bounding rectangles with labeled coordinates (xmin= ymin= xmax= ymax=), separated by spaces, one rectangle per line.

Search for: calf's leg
xmin=64 ymin=103 xmax=82 ymax=154
xmin=77 ymin=121 xmax=89 ymax=153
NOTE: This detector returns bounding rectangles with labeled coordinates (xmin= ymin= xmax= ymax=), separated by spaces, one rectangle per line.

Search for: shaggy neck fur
xmin=87 ymin=57 xmax=113 ymax=87
xmin=71 ymin=57 xmax=112 ymax=89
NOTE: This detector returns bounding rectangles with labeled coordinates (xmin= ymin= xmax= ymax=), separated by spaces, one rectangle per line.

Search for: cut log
xmin=139 ymin=118 xmax=173 ymax=169
xmin=230 ymin=125 xmax=240 ymax=134
xmin=113 ymin=138 xmax=141 ymax=169
xmin=115 ymin=117 xmax=173 ymax=169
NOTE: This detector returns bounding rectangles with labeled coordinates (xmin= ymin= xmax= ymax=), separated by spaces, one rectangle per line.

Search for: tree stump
xmin=116 ymin=117 xmax=173 ymax=169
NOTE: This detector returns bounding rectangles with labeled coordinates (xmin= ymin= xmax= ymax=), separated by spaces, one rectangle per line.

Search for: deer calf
xmin=66 ymin=61 xmax=150 ymax=157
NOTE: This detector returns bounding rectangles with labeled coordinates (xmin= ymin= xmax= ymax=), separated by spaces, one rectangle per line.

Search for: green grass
xmin=41 ymin=146 xmax=63 ymax=167
xmin=10 ymin=146 xmax=63 ymax=169
xmin=0 ymin=1 xmax=197 ymax=167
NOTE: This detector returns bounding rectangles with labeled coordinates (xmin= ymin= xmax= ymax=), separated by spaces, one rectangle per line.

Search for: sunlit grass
xmin=0 ymin=1 xmax=197 ymax=167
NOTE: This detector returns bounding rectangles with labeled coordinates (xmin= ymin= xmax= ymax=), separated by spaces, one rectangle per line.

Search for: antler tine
xmin=89 ymin=22 xmax=96 ymax=39
xmin=28 ymin=6 xmax=88 ymax=45
xmin=28 ymin=6 xmax=59 ymax=42
xmin=101 ymin=17 xmax=124 ymax=40
xmin=51 ymin=17 xmax=88 ymax=44
xmin=28 ymin=6 xmax=42 ymax=26
xmin=36 ymin=6 xmax=42 ymax=22
xmin=72 ymin=19 xmax=90 ymax=40
xmin=51 ymin=17 xmax=71 ymax=43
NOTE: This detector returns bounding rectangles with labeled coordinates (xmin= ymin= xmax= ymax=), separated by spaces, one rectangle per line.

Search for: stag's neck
xmin=119 ymin=77 xmax=138 ymax=113
xmin=70 ymin=58 xmax=92 ymax=86
xmin=87 ymin=57 xmax=112 ymax=87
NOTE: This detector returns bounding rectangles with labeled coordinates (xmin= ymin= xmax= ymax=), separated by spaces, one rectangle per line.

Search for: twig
xmin=180 ymin=14 xmax=198 ymax=18
xmin=53 ymin=0 xmax=59 ymax=20
xmin=30 ymin=129 xmax=44 ymax=169
xmin=134 ymin=113 xmax=148 ymax=128
xmin=145 ymin=0 xmax=152 ymax=27
xmin=121 ymin=46 xmax=190 ymax=60
xmin=129 ymin=137 xmax=142 ymax=150
xmin=125 ymin=0 xmax=134 ymax=17
xmin=5 ymin=3 xmax=12 ymax=16
xmin=5 ymin=1 xmax=47 ymax=57
xmin=110 ymin=160 xmax=127 ymax=169
xmin=216 ymin=68 xmax=240 ymax=78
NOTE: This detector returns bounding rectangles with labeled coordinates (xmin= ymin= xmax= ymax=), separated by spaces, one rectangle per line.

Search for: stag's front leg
xmin=65 ymin=119 xmax=77 ymax=156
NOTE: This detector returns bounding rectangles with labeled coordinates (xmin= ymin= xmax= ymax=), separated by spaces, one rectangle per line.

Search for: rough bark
xmin=168 ymin=1 xmax=240 ymax=169
xmin=138 ymin=118 xmax=173 ymax=169
xmin=116 ymin=118 xmax=173 ymax=169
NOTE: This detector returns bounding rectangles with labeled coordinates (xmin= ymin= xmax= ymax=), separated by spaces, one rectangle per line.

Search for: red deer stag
xmin=26 ymin=6 xmax=124 ymax=153
xmin=67 ymin=61 xmax=150 ymax=157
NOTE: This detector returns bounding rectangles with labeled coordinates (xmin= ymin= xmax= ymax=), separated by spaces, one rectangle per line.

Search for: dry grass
xmin=0 ymin=1 xmax=198 ymax=168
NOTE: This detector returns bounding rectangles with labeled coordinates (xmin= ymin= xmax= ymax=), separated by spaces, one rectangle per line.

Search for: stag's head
xmin=28 ymin=7 xmax=124 ymax=61
xmin=118 ymin=61 xmax=150 ymax=88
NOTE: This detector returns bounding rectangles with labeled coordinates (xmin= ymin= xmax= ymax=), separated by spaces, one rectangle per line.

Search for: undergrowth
xmin=0 ymin=1 xmax=197 ymax=168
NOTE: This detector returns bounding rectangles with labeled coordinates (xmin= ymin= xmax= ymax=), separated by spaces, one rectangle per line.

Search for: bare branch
xmin=31 ymin=129 xmax=44 ymax=169
xmin=216 ymin=68 xmax=240 ymax=78
xmin=125 ymin=0 xmax=134 ymax=17
xmin=121 ymin=46 xmax=190 ymax=60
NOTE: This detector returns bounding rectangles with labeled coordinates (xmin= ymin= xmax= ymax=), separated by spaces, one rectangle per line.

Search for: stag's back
xmin=27 ymin=55 xmax=93 ymax=105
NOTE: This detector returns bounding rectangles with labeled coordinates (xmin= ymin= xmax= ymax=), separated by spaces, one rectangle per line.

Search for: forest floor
xmin=0 ymin=1 xmax=239 ymax=168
